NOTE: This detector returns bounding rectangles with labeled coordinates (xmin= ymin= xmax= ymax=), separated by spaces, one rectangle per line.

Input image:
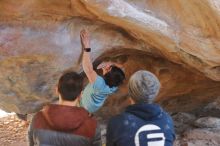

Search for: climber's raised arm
xmin=80 ymin=29 xmax=97 ymax=83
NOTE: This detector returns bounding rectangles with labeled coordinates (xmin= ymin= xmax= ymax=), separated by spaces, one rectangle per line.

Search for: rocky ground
xmin=0 ymin=114 xmax=28 ymax=146
xmin=173 ymin=97 xmax=220 ymax=146
xmin=0 ymin=97 xmax=220 ymax=146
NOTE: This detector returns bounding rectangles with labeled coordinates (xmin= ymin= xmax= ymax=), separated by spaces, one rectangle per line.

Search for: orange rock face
xmin=0 ymin=0 xmax=220 ymax=114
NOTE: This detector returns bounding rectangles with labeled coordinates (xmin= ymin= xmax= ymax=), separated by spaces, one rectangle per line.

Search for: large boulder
xmin=0 ymin=0 xmax=220 ymax=114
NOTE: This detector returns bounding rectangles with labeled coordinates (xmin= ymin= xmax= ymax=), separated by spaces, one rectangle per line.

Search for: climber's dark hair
xmin=58 ymin=72 xmax=83 ymax=101
xmin=103 ymin=66 xmax=125 ymax=88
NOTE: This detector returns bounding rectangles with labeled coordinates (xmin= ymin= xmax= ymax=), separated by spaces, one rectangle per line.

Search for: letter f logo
xmin=134 ymin=124 xmax=165 ymax=146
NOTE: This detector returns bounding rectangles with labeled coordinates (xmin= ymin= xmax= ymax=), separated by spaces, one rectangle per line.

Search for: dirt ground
xmin=0 ymin=115 xmax=28 ymax=146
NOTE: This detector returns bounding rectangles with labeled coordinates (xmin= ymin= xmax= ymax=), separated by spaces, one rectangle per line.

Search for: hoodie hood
xmin=125 ymin=103 xmax=163 ymax=121
xmin=42 ymin=104 xmax=90 ymax=131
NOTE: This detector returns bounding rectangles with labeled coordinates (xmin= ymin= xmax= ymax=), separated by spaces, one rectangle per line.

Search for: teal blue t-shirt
xmin=80 ymin=75 xmax=117 ymax=113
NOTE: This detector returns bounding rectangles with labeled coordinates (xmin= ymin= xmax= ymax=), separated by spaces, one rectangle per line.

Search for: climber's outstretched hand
xmin=80 ymin=29 xmax=90 ymax=49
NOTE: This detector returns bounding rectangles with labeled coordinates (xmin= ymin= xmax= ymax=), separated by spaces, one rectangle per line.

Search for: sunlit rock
xmin=0 ymin=0 xmax=220 ymax=115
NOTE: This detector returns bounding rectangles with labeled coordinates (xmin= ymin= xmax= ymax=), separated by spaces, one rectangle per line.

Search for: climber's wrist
xmin=84 ymin=48 xmax=91 ymax=52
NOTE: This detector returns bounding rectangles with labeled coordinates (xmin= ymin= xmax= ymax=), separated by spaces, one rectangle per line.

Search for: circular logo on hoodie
xmin=134 ymin=124 xmax=165 ymax=146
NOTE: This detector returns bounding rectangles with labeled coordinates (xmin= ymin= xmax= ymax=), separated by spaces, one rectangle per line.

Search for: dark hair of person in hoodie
xmin=58 ymin=72 xmax=83 ymax=101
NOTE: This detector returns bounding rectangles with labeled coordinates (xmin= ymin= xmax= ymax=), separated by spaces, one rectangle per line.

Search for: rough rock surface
xmin=0 ymin=0 xmax=220 ymax=116
xmin=194 ymin=117 xmax=220 ymax=128
xmin=172 ymin=112 xmax=196 ymax=134
xmin=172 ymin=96 xmax=220 ymax=146
xmin=0 ymin=114 xmax=28 ymax=146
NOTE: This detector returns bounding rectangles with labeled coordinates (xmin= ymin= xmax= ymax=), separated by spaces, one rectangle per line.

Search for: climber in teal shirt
xmin=79 ymin=29 xmax=125 ymax=113
xmin=80 ymin=75 xmax=117 ymax=113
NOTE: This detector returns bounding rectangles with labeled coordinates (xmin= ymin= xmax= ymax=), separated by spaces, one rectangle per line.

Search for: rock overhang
xmin=0 ymin=0 xmax=220 ymax=114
